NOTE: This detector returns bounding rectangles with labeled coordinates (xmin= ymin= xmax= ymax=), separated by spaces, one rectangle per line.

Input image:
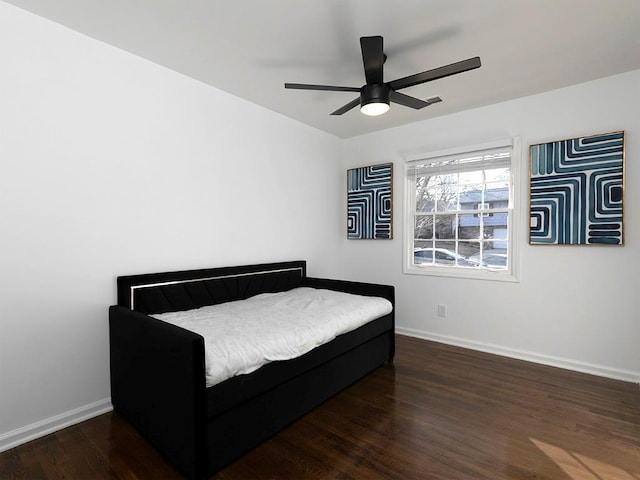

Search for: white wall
xmin=341 ymin=70 xmax=640 ymax=382
xmin=0 ymin=1 xmax=343 ymax=448
xmin=2 ymin=0 xmax=638 ymax=455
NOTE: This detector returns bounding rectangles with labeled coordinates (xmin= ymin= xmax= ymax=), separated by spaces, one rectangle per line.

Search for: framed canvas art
xmin=347 ymin=163 xmax=393 ymax=239
xmin=529 ymin=131 xmax=624 ymax=245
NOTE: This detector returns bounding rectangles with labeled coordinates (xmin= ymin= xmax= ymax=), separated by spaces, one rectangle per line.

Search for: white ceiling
xmin=5 ymin=0 xmax=640 ymax=138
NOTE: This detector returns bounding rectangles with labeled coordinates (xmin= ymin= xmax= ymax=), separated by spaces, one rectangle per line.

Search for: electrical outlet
xmin=437 ymin=304 xmax=447 ymax=317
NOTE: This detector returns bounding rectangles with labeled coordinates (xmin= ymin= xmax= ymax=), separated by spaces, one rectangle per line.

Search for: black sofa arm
xmin=304 ymin=277 xmax=395 ymax=305
xmin=109 ymin=306 xmax=207 ymax=479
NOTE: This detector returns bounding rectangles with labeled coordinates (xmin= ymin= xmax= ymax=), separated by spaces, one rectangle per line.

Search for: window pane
xmin=413 ymin=246 xmax=434 ymax=265
xmin=416 ymin=196 xmax=435 ymax=213
xmin=415 ymin=215 xmax=433 ymax=239
xmin=414 ymin=239 xmax=433 ymax=250
xmin=486 ymin=184 xmax=509 ymax=206
xmin=434 ymin=215 xmax=456 ymax=239
xmin=459 ymin=171 xmax=484 ymax=187
xmin=458 ymin=214 xmax=480 ymax=239
xmin=416 ymin=176 xmax=435 ymax=212
xmin=485 ymin=167 xmax=510 ymax=184
xmin=476 ymin=244 xmax=508 ymax=269
xmin=459 ymin=185 xmax=484 ymax=212
xmin=429 ymin=174 xmax=459 ymax=211
xmin=459 ymin=241 xmax=481 ymax=267
xmin=436 ymin=196 xmax=459 ymax=212
xmin=429 ymin=173 xmax=457 ymax=189
xmin=460 ymin=241 xmax=481 ymax=255
xmin=433 ymin=242 xmax=459 ymax=266
xmin=492 ymin=223 xmax=508 ymax=241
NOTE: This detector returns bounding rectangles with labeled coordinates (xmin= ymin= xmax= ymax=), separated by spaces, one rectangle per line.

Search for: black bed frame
xmin=109 ymin=261 xmax=395 ymax=479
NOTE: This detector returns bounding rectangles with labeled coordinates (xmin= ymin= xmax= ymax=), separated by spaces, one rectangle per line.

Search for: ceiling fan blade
xmin=284 ymin=83 xmax=360 ymax=92
xmin=388 ymin=56 xmax=481 ymax=91
xmin=390 ymin=91 xmax=443 ymax=109
xmin=360 ymin=36 xmax=384 ymax=85
xmin=389 ymin=91 xmax=430 ymax=109
xmin=330 ymin=97 xmax=361 ymax=115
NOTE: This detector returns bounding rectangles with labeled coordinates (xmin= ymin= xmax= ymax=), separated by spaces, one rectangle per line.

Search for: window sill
xmin=403 ymin=263 xmax=519 ymax=282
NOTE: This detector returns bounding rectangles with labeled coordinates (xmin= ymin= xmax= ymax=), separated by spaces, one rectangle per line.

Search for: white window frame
xmin=403 ymin=138 xmax=521 ymax=282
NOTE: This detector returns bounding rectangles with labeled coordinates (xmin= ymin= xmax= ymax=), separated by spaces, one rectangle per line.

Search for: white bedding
xmin=153 ymin=287 xmax=392 ymax=387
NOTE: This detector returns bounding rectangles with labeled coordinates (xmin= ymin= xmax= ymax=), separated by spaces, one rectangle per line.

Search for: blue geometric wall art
xmin=347 ymin=163 xmax=393 ymax=239
xmin=529 ymin=131 xmax=624 ymax=245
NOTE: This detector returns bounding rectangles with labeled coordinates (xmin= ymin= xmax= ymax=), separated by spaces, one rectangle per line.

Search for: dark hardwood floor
xmin=2 ymin=335 xmax=639 ymax=479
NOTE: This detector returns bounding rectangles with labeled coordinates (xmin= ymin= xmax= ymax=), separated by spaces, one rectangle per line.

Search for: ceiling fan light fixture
xmin=360 ymin=83 xmax=391 ymax=116
xmin=360 ymin=100 xmax=390 ymax=116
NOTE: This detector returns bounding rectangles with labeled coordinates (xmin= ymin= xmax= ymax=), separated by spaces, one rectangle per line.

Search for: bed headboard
xmin=117 ymin=261 xmax=307 ymax=314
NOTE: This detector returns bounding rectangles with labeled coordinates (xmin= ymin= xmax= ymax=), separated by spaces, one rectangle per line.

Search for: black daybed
xmin=109 ymin=260 xmax=395 ymax=479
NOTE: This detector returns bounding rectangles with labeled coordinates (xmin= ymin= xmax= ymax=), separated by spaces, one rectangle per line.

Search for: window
xmin=476 ymin=202 xmax=491 ymax=217
xmin=404 ymin=139 xmax=520 ymax=281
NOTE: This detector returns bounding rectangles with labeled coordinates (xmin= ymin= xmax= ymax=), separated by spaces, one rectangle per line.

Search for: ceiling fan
xmin=284 ymin=35 xmax=481 ymax=116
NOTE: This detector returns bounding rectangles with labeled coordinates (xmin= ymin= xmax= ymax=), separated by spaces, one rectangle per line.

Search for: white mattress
xmin=153 ymin=287 xmax=392 ymax=386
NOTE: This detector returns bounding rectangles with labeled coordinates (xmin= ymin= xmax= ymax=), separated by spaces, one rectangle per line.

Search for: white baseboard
xmin=0 ymin=398 xmax=113 ymax=453
xmin=396 ymin=327 xmax=640 ymax=385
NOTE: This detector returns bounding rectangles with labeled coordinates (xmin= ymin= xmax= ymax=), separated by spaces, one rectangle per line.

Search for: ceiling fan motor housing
xmin=361 ymin=83 xmax=390 ymax=108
